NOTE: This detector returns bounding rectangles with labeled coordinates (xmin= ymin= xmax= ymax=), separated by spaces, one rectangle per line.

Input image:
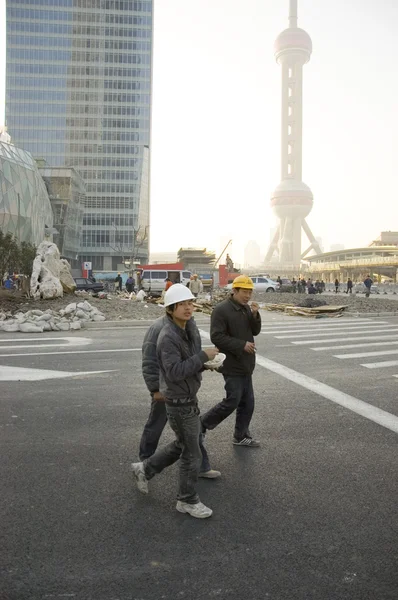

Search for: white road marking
xmin=0 ymin=366 xmax=115 ymax=381
xmin=0 ymin=348 xmax=141 ymax=357
xmin=254 ymin=355 xmax=398 ymax=434
xmin=199 ymin=328 xmax=398 ymax=435
xmin=0 ymin=336 xmax=92 ymax=350
xmin=361 ymin=360 xmax=398 ymax=369
xmin=261 ymin=320 xmax=385 ymax=333
xmin=276 ymin=326 xmax=398 ymax=339
xmin=293 ymin=334 xmax=398 ymax=346
xmin=260 ymin=318 xmax=382 ymax=329
xmin=312 ymin=341 xmax=398 ymax=352
xmin=262 ymin=324 xmax=388 ymax=335
xmin=335 ymin=349 xmax=398 ymax=359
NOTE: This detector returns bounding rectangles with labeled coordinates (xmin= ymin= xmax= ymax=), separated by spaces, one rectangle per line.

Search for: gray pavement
xmin=1 ymin=312 xmax=397 ymax=599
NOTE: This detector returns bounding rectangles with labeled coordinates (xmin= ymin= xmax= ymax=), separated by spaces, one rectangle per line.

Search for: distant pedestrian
xmin=334 ymin=278 xmax=339 ymax=293
xmin=364 ymin=275 xmax=373 ymax=298
xmin=164 ymin=278 xmax=173 ymax=292
xmin=346 ymin=278 xmax=353 ymax=294
xmin=3 ymin=277 xmax=13 ymax=290
xmin=308 ymin=283 xmax=317 ymax=294
xmin=315 ymin=280 xmax=322 ymax=294
xmin=115 ymin=272 xmax=123 ymax=291
xmin=189 ymin=274 xmax=202 ymax=298
xmin=126 ymin=276 xmax=135 ymax=293
xmin=320 ymin=280 xmax=326 ymax=293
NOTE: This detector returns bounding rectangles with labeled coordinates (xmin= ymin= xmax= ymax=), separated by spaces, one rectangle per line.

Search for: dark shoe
xmin=232 ymin=437 xmax=260 ymax=448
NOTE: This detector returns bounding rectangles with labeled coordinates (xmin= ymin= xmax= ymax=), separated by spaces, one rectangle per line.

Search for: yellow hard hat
xmin=232 ymin=275 xmax=254 ymax=290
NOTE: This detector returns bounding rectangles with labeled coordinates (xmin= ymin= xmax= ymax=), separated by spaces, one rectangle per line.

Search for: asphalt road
xmin=1 ymin=312 xmax=397 ymax=600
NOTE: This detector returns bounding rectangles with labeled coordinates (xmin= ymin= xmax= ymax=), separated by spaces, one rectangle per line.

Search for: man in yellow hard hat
xmin=200 ymin=275 xmax=261 ymax=447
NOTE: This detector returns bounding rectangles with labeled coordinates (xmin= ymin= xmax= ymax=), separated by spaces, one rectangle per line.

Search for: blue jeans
xmin=201 ymin=374 xmax=255 ymax=441
xmin=144 ymin=404 xmax=202 ymax=504
xmin=139 ymin=398 xmax=210 ymax=472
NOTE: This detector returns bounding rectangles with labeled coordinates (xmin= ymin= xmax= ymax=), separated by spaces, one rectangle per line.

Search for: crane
xmin=214 ymin=239 xmax=232 ymax=268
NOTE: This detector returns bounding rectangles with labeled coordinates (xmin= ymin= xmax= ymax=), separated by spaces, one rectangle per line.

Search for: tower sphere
xmin=271 ymin=180 xmax=313 ymax=219
xmin=274 ymin=28 xmax=312 ymax=62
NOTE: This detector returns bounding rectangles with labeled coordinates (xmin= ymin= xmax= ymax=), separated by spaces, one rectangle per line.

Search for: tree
xmin=0 ymin=231 xmax=19 ymax=279
xmin=0 ymin=232 xmax=37 ymax=281
xmin=18 ymin=241 xmax=37 ymax=277
xmin=109 ymin=224 xmax=148 ymax=266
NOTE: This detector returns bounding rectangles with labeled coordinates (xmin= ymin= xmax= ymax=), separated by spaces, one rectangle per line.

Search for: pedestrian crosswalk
xmin=261 ymin=317 xmax=398 ymax=380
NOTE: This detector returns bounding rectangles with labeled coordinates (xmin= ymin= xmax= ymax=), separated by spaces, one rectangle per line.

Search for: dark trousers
xmin=139 ymin=398 xmax=210 ymax=472
xmin=201 ymin=374 xmax=255 ymax=441
xmin=144 ymin=404 xmax=202 ymax=504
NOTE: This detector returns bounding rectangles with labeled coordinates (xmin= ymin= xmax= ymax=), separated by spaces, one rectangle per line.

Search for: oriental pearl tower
xmin=265 ymin=0 xmax=321 ymax=268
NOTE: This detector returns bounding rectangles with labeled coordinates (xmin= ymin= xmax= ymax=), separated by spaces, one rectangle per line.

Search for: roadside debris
xmin=0 ymin=301 xmax=106 ymax=333
xmin=262 ymin=303 xmax=348 ymax=318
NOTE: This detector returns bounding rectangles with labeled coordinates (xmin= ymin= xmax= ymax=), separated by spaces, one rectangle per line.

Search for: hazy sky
xmin=0 ymin=0 xmax=397 ymax=264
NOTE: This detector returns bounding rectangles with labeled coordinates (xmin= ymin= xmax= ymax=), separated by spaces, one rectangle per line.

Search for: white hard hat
xmin=164 ymin=283 xmax=195 ymax=307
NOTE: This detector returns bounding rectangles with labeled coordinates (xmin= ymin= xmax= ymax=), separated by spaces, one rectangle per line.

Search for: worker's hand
xmin=250 ymin=302 xmax=259 ymax=315
xmin=153 ymin=392 xmax=165 ymax=401
xmin=204 ymin=347 xmax=219 ymax=361
xmin=243 ymin=342 xmax=256 ymax=354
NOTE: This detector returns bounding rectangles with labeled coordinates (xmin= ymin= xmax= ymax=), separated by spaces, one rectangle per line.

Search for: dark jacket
xmin=142 ymin=316 xmax=202 ymax=394
xmin=156 ymin=316 xmax=208 ymax=404
xmin=210 ymin=295 xmax=261 ymax=376
xmin=364 ymin=277 xmax=373 ymax=289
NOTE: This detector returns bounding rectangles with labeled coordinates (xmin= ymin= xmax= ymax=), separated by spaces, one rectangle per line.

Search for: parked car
xmin=74 ymin=277 xmax=104 ymax=293
xmin=226 ymin=276 xmax=280 ymax=292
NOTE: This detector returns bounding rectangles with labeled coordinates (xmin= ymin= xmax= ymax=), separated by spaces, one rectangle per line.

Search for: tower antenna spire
xmin=289 ymin=0 xmax=298 ymax=28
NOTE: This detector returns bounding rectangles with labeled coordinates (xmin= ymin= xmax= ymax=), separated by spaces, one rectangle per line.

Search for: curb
xmin=83 ymin=319 xmax=157 ymax=328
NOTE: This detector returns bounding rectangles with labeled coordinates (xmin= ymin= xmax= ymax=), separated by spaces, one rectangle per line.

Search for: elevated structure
xmin=177 ymin=247 xmax=216 ymax=274
xmin=0 ymin=140 xmax=53 ymax=246
xmin=265 ymin=0 xmax=321 ymax=270
xmin=306 ymin=245 xmax=398 ymax=281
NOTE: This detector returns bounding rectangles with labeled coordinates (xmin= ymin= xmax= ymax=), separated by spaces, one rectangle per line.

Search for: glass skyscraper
xmin=6 ymin=0 xmax=153 ymax=270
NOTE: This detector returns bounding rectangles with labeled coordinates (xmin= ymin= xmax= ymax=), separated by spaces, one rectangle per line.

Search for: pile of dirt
xmin=254 ymin=291 xmax=398 ymax=313
xmin=0 ymin=290 xmax=163 ymax=321
xmin=1 ymin=288 xmax=398 ymax=324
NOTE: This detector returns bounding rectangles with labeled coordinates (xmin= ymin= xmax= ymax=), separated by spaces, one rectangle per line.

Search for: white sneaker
xmin=198 ymin=469 xmax=221 ymax=479
xmin=131 ymin=462 xmax=149 ymax=494
xmin=176 ymin=501 xmax=213 ymax=519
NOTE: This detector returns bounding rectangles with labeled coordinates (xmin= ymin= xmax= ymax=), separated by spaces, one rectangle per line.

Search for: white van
xmin=139 ymin=269 xmax=192 ymax=294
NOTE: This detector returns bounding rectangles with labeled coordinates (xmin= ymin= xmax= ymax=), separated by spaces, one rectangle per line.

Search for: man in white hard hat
xmin=138 ymin=314 xmax=221 ymax=477
xmin=132 ymin=284 xmax=219 ymax=519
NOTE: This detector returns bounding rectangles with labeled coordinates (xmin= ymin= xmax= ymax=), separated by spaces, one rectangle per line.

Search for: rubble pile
xmin=295 ymin=297 xmax=328 ymax=308
xmin=0 ymin=301 xmax=105 ymax=333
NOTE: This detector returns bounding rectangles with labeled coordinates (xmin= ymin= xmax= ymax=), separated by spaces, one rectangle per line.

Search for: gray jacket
xmin=141 ymin=316 xmax=205 ymax=396
xmin=157 ymin=316 xmax=208 ymax=404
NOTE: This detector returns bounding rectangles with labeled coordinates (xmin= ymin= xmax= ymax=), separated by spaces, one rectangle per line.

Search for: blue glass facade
xmin=6 ymin=0 xmax=152 ymax=270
